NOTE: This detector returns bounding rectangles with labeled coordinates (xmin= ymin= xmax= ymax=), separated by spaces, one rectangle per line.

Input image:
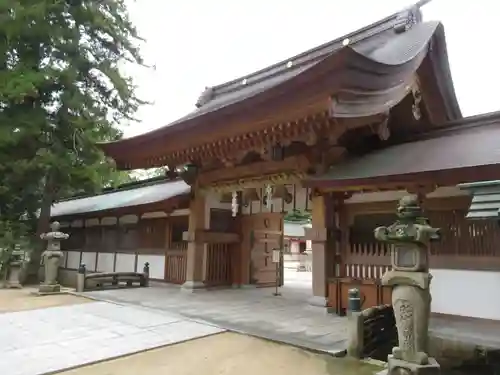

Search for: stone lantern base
xmin=387 ymin=355 xmax=440 ymax=375
xmin=6 ymin=262 xmax=23 ymax=289
xmin=38 ymin=283 xmax=61 ymax=294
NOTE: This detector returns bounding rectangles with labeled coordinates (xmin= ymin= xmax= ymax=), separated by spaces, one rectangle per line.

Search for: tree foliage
xmin=284 ymin=209 xmax=312 ymax=223
xmin=0 ymin=0 xmax=145 ymax=263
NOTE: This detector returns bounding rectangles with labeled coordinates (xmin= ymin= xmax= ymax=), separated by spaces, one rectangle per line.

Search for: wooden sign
xmin=272 ymin=249 xmax=281 ymax=263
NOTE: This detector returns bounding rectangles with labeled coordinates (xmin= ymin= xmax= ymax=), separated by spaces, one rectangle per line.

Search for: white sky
xmin=122 ymin=0 xmax=494 ymax=138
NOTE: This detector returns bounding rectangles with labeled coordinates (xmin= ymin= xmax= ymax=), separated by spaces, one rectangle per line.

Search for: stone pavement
xmin=83 ymin=272 xmax=349 ymax=355
xmin=0 ymin=301 xmax=223 ymax=375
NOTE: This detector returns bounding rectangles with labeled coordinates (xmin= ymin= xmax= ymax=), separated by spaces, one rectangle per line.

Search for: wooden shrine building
xmin=95 ymin=3 xmax=500 ymax=322
xmin=52 ymin=177 xmax=192 ymax=285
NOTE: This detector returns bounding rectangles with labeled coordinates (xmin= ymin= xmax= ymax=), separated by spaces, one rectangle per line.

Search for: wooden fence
xmin=328 ymin=209 xmax=500 ymax=314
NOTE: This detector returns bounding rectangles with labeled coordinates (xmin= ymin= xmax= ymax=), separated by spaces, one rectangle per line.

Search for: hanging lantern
xmin=231 ymin=191 xmax=238 ymax=217
xmin=264 ymin=184 xmax=273 ymax=209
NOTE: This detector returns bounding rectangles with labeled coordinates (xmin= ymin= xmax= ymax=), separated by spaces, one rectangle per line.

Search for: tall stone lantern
xmin=374 ymin=196 xmax=441 ymax=375
xmin=39 ymin=221 xmax=69 ymax=294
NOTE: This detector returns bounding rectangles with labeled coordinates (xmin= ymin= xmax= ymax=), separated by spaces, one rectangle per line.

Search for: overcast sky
xmin=122 ymin=0 xmax=493 ymax=138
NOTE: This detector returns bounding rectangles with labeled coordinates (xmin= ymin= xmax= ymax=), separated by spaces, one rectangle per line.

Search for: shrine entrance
xmin=241 ymin=213 xmax=284 ymax=287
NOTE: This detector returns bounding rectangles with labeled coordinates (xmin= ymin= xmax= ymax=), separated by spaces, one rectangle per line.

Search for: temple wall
xmin=430 ymin=269 xmax=500 ymax=321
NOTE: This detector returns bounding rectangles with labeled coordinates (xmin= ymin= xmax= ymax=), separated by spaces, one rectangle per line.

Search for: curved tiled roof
xmin=51 ymin=179 xmax=190 ymax=217
xmin=100 ymin=2 xmax=460 ymax=167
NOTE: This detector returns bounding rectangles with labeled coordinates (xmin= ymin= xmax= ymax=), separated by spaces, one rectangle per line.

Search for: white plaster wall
xmin=115 ymin=253 xmax=136 ymax=272
xmin=97 ymin=253 xmax=115 ymax=272
xmin=66 ymin=251 xmax=81 ymax=269
xmin=431 ymin=268 xmax=500 ymax=320
xmin=81 ymin=252 xmax=97 ymax=271
xmin=137 ymin=255 xmax=165 ymax=279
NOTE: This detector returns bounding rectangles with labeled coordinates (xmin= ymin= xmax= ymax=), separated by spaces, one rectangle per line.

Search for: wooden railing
xmin=205 ymin=243 xmax=232 ymax=286
xmin=165 ymin=242 xmax=187 ymax=284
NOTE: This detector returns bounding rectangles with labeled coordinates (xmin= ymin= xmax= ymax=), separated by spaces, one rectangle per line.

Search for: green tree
xmin=0 ymin=0 xmax=145 ymax=278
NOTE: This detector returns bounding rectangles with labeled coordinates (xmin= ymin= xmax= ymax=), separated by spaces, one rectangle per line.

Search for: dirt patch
xmin=61 ymin=332 xmax=381 ymax=375
xmin=0 ymin=288 xmax=91 ymax=313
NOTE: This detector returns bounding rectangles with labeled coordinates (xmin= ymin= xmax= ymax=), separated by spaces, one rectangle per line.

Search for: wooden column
xmin=306 ymin=193 xmax=335 ymax=307
xmin=182 ymin=191 xmax=207 ymax=290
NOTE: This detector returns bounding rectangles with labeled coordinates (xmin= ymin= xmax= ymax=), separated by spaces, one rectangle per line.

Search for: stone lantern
xmin=39 ymin=221 xmax=69 ymax=293
xmin=374 ymin=196 xmax=441 ymax=374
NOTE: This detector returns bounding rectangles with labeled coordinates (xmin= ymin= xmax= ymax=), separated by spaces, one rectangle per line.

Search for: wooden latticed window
xmin=118 ymin=224 xmax=139 ymax=251
xmin=65 ymin=227 xmax=85 ymax=250
xmin=139 ymin=219 xmax=166 ymax=249
xmin=101 ymin=226 xmax=118 ymax=252
xmin=84 ymin=226 xmax=101 ymax=251
xmin=350 ymin=213 xmax=397 ymax=245
xmin=427 ymin=210 xmax=500 ymax=257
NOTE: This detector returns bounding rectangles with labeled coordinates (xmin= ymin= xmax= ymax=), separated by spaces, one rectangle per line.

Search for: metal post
xmin=272 ymin=248 xmax=281 ymax=296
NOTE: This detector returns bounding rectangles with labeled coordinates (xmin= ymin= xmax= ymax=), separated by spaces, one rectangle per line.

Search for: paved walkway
xmin=82 ymin=270 xmax=500 ymax=354
xmin=83 ymin=273 xmax=348 ymax=354
xmin=0 ymin=302 xmax=223 ymax=375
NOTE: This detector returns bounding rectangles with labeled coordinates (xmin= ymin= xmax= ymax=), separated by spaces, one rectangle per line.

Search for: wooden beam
xmin=198 ymin=155 xmax=311 ymax=187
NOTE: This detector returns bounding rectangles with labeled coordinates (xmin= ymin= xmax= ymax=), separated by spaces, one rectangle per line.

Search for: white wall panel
xmin=97 ymin=253 xmax=115 ymax=273
xmin=137 ymin=255 xmax=165 ymax=279
xmin=115 ymin=253 xmax=136 ymax=272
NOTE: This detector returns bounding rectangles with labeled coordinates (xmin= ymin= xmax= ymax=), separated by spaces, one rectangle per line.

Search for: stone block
xmin=387 ymin=355 xmax=440 ymax=375
xmin=38 ymin=284 xmax=61 ymax=294
xmin=7 ymin=267 xmax=22 ymax=288
xmin=346 ymin=312 xmax=364 ymax=358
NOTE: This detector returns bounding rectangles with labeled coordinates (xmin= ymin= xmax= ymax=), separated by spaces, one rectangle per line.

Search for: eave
xmin=304 ymin=114 xmax=500 ymax=192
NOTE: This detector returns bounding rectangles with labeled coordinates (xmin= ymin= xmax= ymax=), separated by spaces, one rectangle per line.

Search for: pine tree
xmin=0 ymin=0 xmax=145 ymax=277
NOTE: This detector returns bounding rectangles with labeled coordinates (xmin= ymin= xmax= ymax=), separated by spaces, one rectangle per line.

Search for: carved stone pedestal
xmin=388 ymin=355 xmax=440 ymax=375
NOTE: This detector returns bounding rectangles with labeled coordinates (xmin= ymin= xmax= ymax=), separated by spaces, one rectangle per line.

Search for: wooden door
xmin=242 ymin=213 xmax=283 ymax=287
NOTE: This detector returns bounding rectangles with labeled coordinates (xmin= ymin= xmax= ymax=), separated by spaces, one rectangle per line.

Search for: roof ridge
xmin=195 ymin=2 xmax=427 ymax=108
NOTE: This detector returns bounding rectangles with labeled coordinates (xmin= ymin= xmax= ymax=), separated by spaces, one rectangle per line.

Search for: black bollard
xmin=78 ymin=263 xmax=86 ymax=274
xmin=142 ymin=262 xmax=150 ymax=287
xmin=348 ymin=288 xmax=361 ymax=313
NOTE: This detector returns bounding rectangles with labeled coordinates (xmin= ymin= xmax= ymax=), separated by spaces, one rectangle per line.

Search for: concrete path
xmin=0 ymin=302 xmax=223 ymax=375
xmin=83 ymin=276 xmax=349 ymax=354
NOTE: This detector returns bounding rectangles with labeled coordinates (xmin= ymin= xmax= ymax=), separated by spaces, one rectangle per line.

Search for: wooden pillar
xmin=306 ymin=193 xmax=335 ymax=307
xmin=182 ymin=191 xmax=207 ymax=290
